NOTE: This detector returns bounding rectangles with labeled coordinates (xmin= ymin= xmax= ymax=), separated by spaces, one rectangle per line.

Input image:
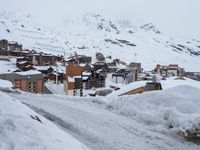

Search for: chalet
xmin=80 ymin=63 xmax=94 ymax=72
xmin=65 ymin=65 xmax=84 ymax=96
xmin=120 ymin=82 xmax=162 ymax=96
xmin=126 ymin=71 xmax=138 ymax=83
xmin=128 ymin=62 xmax=142 ymax=73
xmin=167 ymin=64 xmax=184 ymax=77
xmin=96 ymin=52 xmax=105 ymax=61
xmin=108 ymin=65 xmax=118 ymax=73
xmin=106 ymin=59 xmax=118 ymax=73
xmin=93 ymin=62 xmax=109 ymax=72
xmin=77 ymin=55 xmax=92 ymax=64
xmin=155 ymin=64 xmax=185 ymax=77
xmin=34 ymin=66 xmax=54 ymax=75
xmin=16 ymin=61 xmax=34 ymax=71
xmin=0 ymin=70 xmax=44 ymax=93
xmin=0 ymin=39 xmax=8 ymax=51
xmin=48 ymin=72 xmax=64 ymax=83
xmin=8 ymin=42 xmax=22 ymax=51
xmin=112 ymin=68 xmax=138 ymax=84
xmin=16 ymin=57 xmax=30 ymax=62
xmin=82 ymin=71 xmax=105 ymax=89
xmin=167 ymin=64 xmax=179 ymax=76
xmin=16 ymin=57 xmax=33 ymax=71
xmin=27 ymin=53 xmax=58 ymax=66
xmin=155 ymin=64 xmax=168 ymax=77
xmin=113 ymin=59 xmax=120 ymax=65
xmin=9 ymin=49 xmax=30 ymax=57
xmin=108 ymin=81 xmax=162 ymax=97
xmin=65 ymin=58 xmax=78 ymax=66
xmin=112 ymin=69 xmax=128 ymax=84
xmin=68 ymin=54 xmax=92 ymax=64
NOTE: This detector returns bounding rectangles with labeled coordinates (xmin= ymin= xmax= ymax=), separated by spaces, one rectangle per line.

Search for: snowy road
xmin=11 ymin=93 xmax=200 ymax=150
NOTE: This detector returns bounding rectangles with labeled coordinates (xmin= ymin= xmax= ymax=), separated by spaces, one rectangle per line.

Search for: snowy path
xmin=10 ymin=93 xmax=200 ymax=150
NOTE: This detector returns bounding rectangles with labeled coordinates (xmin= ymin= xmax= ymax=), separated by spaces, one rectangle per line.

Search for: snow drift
xmin=107 ymin=85 xmax=200 ymax=143
xmin=9 ymin=84 xmax=200 ymax=150
xmin=0 ymin=91 xmax=90 ymax=150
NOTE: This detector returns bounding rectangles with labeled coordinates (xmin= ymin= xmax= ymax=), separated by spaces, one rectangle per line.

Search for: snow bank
xmin=0 ymin=79 xmax=13 ymax=88
xmin=0 ymin=79 xmax=14 ymax=92
xmin=107 ymin=85 xmax=200 ymax=142
xmin=45 ymin=82 xmax=66 ymax=95
xmin=0 ymin=91 xmax=90 ymax=150
xmin=161 ymin=77 xmax=200 ymax=89
xmin=107 ymin=77 xmax=200 ymax=97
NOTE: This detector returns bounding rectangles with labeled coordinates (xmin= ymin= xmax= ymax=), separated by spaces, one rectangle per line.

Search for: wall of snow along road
xmin=0 ymin=91 xmax=90 ymax=150
xmin=105 ymin=85 xmax=200 ymax=142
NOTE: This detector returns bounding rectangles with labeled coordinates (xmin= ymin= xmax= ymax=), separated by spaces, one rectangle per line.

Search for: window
xmin=15 ymin=80 xmax=21 ymax=89
xmin=27 ymin=82 xmax=37 ymax=93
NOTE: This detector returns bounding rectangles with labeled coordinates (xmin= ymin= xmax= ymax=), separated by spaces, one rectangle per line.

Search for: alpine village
xmin=0 ymin=39 xmax=199 ymax=97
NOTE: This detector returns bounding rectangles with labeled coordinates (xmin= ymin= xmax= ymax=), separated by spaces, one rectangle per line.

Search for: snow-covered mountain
xmin=0 ymin=11 xmax=68 ymax=56
xmin=1 ymin=10 xmax=200 ymax=71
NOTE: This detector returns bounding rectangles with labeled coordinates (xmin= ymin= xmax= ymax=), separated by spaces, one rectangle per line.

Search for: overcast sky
xmin=0 ymin=0 xmax=200 ymax=39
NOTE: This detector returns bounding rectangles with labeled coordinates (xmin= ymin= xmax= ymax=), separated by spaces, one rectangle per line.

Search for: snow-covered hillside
xmin=0 ymin=90 xmax=90 ymax=150
xmin=1 ymin=10 xmax=200 ymax=71
xmin=0 ymin=11 xmax=68 ymax=56
xmin=62 ymin=13 xmax=200 ymax=71
xmin=10 ymin=84 xmax=200 ymax=150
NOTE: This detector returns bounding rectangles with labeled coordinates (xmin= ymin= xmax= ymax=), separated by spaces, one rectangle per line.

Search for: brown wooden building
xmin=8 ymin=42 xmax=23 ymax=51
xmin=0 ymin=70 xmax=44 ymax=93
xmin=120 ymin=82 xmax=162 ymax=96
xmin=82 ymin=71 xmax=105 ymax=89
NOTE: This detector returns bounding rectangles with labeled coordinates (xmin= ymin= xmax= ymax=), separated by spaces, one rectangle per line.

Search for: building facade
xmin=0 ymin=71 xmax=44 ymax=93
xmin=65 ymin=65 xmax=84 ymax=96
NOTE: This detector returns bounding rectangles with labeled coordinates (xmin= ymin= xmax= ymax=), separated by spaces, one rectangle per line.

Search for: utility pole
xmin=56 ymin=62 xmax=58 ymax=84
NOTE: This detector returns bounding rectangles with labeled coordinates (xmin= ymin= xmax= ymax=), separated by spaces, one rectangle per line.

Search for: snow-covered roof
xmin=107 ymin=81 xmax=147 ymax=97
xmin=67 ymin=76 xmax=81 ymax=83
xmin=82 ymin=71 xmax=91 ymax=76
xmin=80 ymin=64 xmax=86 ymax=67
xmin=0 ymin=60 xmax=18 ymax=74
xmin=96 ymin=69 xmax=103 ymax=73
xmin=116 ymin=64 xmax=127 ymax=69
xmin=17 ymin=61 xmax=28 ymax=64
xmin=15 ymin=70 xmax=42 ymax=76
xmin=34 ymin=66 xmax=52 ymax=70
xmin=82 ymin=76 xmax=90 ymax=80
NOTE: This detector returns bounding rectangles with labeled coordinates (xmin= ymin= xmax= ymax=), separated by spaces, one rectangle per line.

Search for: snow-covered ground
xmin=9 ymin=83 xmax=200 ymax=150
xmin=45 ymin=81 xmax=66 ymax=95
xmin=108 ymin=77 xmax=200 ymax=97
xmin=0 ymin=58 xmax=17 ymax=74
xmin=0 ymin=79 xmax=13 ymax=88
xmin=0 ymin=90 xmax=90 ymax=150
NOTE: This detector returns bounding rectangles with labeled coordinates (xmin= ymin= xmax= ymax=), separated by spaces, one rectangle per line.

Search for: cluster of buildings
xmin=155 ymin=64 xmax=185 ymax=77
xmin=0 ymin=38 xmax=199 ymax=96
xmin=0 ymin=39 xmax=107 ymax=95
